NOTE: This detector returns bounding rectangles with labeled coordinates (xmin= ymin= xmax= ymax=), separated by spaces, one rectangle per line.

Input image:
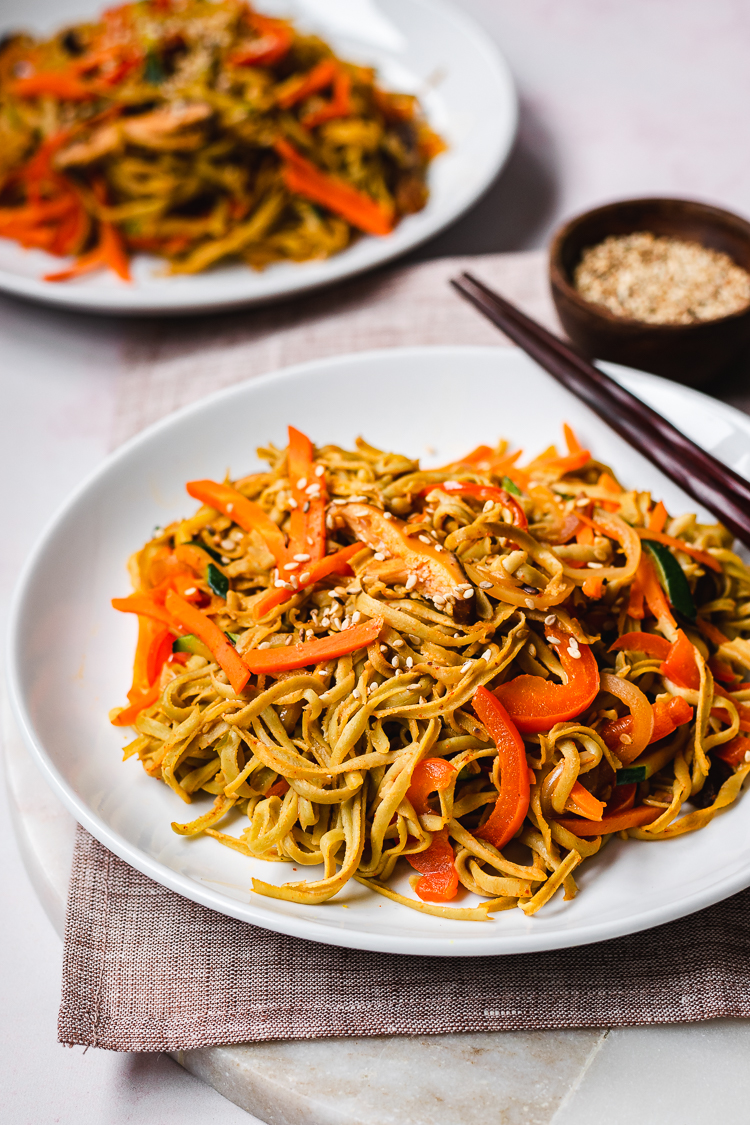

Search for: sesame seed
xmin=373 ymin=552 xmax=385 ymax=561
xmin=405 ymin=574 xmax=418 ymax=591
xmin=479 ymin=581 xmax=493 ymax=589
xmin=307 ymin=536 xmax=314 ymax=546
xmin=226 ymin=502 xmax=234 ymax=512
xmin=483 ymin=500 xmax=494 ymax=513
xmin=575 ymin=497 xmax=589 ymax=508
xmin=406 ymin=656 xmax=413 ymax=669
xmin=369 ymin=682 xmax=378 ymax=693
xmin=303 ymin=501 xmax=310 ymax=513
xmin=315 ymin=465 xmax=325 ymax=477
xmin=321 ymin=617 xmax=330 ymax=628
xmin=352 ymin=688 xmax=360 ymax=699
xmin=380 ymin=644 xmax=388 ymax=652
xmin=283 ymin=562 xmax=299 ymax=571
xmin=391 ymin=655 xmax=401 ymax=668
xmin=290 ymin=576 xmax=298 ymax=589
xmin=419 ymin=696 xmax=427 ymax=705
xmin=299 ymin=572 xmax=311 ymax=583
xmin=349 ymin=495 xmax=368 ymax=503
xmin=444 ymin=481 xmax=461 ymax=490
xmin=410 ymin=635 xmax=422 ymax=644
xmin=306 ymin=483 xmax=321 ymax=496
xmin=296 ymin=478 xmax=307 ymax=490
xmin=435 ymin=544 xmax=445 ymax=552
xmin=285 ymin=635 xmax=293 ymax=645
xmin=392 ymin=639 xmax=404 ymax=648
xmin=341 ymin=617 xmax=350 ymax=629
xmin=525 ymin=598 xmax=535 ymax=608
xmin=528 ymin=644 xmax=536 ymax=657
xmin=454 ymin=633 xmax=461 ymax=638
xmin=383 ymin=511 xmax=393 ymax=520
xmin=463 ymin=588 xmax=474 ymax=599
xmin=294 ymin=553 xmax=311 ymax=562
xmin=184 ymin=587 xmax=197 ymax=595
xmin=588 ymin=562 xmax=604 ymax=569
xmin=418 ymin=535 xmax=432 ymax=545
xmin=221 ymin=557 xmax=230 ymax=564
xmin=288 ymin=497 xmax=298 ymax=509
xmin=568 ymin=648 xmax=581 ymax=659
xmin=745 ymin=751 xmax=750 ymax=763
xmin=482 ymin=649 xmax=492 ymax=661
xmin=545 ymin=614 xmax=556 ymax=625
xmin=274 ymin=580 xmax=290 ymax=589
xmin=433 ymin=594 xmax=446 ymax=605
xmin=460 ymin=660 xmax=472 ymax=673
xmin=619 ymin=734 xmax=632 ymax=745
xmin=351 ymin=611 xmax=361 ymax=624
xmin=220 ymin=538 xmax=234 ymax=550
xmin=258 ymin=642 xmax=270 ymax=649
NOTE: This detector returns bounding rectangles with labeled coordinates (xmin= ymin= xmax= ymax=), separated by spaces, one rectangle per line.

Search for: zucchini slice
xmin=643 ymin=539 xmax=696 ymax=621
xmin=206 ymin=562 xmax=229 ymax=599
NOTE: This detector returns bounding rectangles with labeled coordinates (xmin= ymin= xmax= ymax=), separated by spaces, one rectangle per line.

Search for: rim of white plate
xmin=8 ymin=345 xmax=750 ymax=956
xmin=0 ymin=0 xmax=517 ymax=316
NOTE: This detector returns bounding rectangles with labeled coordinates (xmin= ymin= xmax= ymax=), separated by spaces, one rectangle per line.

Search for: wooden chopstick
xmin=451 ymin=271 xmax=750 ymax=550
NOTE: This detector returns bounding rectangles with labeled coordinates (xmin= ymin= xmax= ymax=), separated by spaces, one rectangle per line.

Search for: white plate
xmin=9 ymin=346 xmax=750 ymax=956
xmin=0 ymin=0 xmax=516 ymax=315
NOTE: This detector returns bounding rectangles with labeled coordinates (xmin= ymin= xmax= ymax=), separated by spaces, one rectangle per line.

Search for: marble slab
xmin=8 ymin=701 xmax=750 ymax=1125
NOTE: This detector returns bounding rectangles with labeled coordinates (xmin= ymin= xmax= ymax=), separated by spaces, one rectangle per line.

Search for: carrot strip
xmin=287 ymin=424 xmax=327 ymax=561
xmin=230 ymin=13 xmax=292 ymax=66
xmin=648 ymin=500 xmax=668 ymax=533
xmin=636 ymin=529 xmax=721 ymax=572
xmin=563 ymin=423 xmax=583 ymax=454
xmin=277 ymin=59 xmax=337 ymax=108
xmin=275 ymin=138 xmax=394 ymax=236
xmin=564 ymin=780 xmax=605 ymax=821
xmin=697 ymin=618 xmax=730 ymax=647
xmin=111 ymin=681 xmax=161 ymax=726
xmin=112 ymin=593 xmax=175 ymax=628
xmin=405 ymin=759 xmax=459 ymax=902
xmin=9 ymin=72 xmax=96 ymax=100
xmin=186 ymin=480 xmax=287 ymax=565
xmin=609 ymin=632 xmax=671 ymax=660
xmin=253 ymin=542 xmax=361 ymax=618
xmin=302 ymin=68 xmax=352 ymax=128
xmin=164 ymin=590 xmax=251 ymax=694
xmin=639 ymin=552 xmax=677 ymax=631
xmin=244 ymin=616 xmax=383 ymax=674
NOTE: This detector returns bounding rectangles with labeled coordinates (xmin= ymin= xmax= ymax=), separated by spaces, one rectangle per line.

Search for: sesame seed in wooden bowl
xmin=549 ymin=198 xmax=750 ymax=387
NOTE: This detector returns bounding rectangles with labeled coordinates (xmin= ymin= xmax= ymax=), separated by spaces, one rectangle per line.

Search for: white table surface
xmin=4 ymin=1 xmax=750 ymax=1122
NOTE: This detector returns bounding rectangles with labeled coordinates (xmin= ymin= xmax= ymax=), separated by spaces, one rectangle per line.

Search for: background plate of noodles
xmin=0 ymin=0 xmax=516 ymax=314
xmin=9 ymin=346 xmax=750 ymax=956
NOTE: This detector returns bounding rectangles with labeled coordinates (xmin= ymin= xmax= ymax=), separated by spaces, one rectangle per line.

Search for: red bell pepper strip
xmin=287 ymin=425 xmax=327 ymax=562
xmin=495 ymin=627 xmax=600 ymax=734
xmin=660 ymin=629 xmax=699 ymax=690
xmin=472 ymin=687 xmax=531 ymax=849
xmin=427 ymin=481 xmax=527 ymax=529
xmin=609 ymin=632 xmax=671 ymax=660
xmin=553 ymin=805 xmax=661 ymax=836
xmin=638 ymin=552 xmax=677 ymax=631
xmin=111 ymin=616 xmax=175 ymax=726
xmin=605 ymin=782 xmax=637 ymax=815
xmin=405 ymin=759 xmax=459 ymax=902
xmin=186 ymin=479 xmax=287 ymax=565
xmin=565 ymin=780 xmax=605 ymax=821
xmin=715 ymin=729 xmax=750 ymax=767
xmin=636 ymin=529 xmax=721 ymax=572
xmin=244 ymin=615 xmax=383 ymax=674
xmin=45 ymin=217 xmax=131 ymax=282
xmin=111 ymin=680 xmax=162 ymax=727
xmin=600 ymin=696 xmax=694 ymax=764
xmin=274 ymin=138 xmax=394 ymax=236
xmin=253 ymin=542 xmax=361 ymax=618
xmin=9 ymin=72 xmax=97 ymax=100
xmin=164 ymin=590 xmax=251 ymax=694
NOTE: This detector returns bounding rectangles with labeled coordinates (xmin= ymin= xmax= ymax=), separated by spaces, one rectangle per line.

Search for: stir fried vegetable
xmin=111 ymin=422 xmax=750 ymax=918
xmin=0 ymin=0 xmax=444 ymax=281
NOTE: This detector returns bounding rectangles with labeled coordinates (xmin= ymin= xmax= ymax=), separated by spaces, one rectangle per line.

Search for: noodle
xmin=0 ymin=1 xmax=444 ymax=280
xmin=111 ymin=425 xmax=750 ymax=917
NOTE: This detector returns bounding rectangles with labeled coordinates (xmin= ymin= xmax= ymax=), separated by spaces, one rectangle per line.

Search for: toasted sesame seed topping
xmin=588 ymin=562 xmax=604 ymax=569
xmin=483 ymin=500 xmax=494 ymax=513
xmin=405 ymin=656 xmax=413 ymax=669
xmin=274 ymin=580 xmax=289 ymax=589
xmin=288 ymin=497 xmax=298 ymax=509
xmin=296 ymin=477 xmax=307 ymax=490
xmin=545 ymin=614 xmax=557 ymax=625
xmin=352 ymin=688 xmax=360 ymax=699
xmin=283 ymin=562 xmax=299 ymax=571
xmin=482 ymin=649 xmax=492 ymax=661
xmin=294 ymin=553 xmax=311 ymax=562
xmin=619 ymin=734 xmax=632 ymax=745
xmin=184 ymin=587 xmax=197 ymax=595
xmin=383 ymin=511 xmax=393 ymax=520
xmin=351 ymin=611 xmax=361 ymax=624
xmin=299 ymin=572 xmax=311 ymax=583
xmin=463 ymin=588 xmax=474 ymax=599
xmin=568 ymin=648 xmax=581 ymax=659
xmin=226 ymin=502 xmax=234 ymax=512
xmin=479 ymin=581 xmax=493 ymax=589
xmin=443 ymin=481 xmax=461 ymax=490
xmin=315 ymin=464 xmax=325 ymax=477
xmin=460 ymin=660 xmax=472 ymax=673
xmin=373 ymin=552 xmax=385 ymax=561
xmin=392 ymin=639 xmax=404 ymax=648
xmin=525 ymin=598 xmax=535 ymax=608
xmin=528 ymin=644 xmax=536 ymax=657
xmin=220 ymin=538 xmax=234 ymax=550
xmin=380 ymin=644 xmax=388 ymax=652
xmin=575 ymin=497 xmax=589 ymax=508
xmin=391 ymin=655 xmax=401 ymax=668
xmin=303 ymin=501 xmax=310 ymax=513
xmin=405 ymin=574 xmax=418 ymax=591
xmin=258 ymin=642 xmax=270 ymax=649
xmin=418 ymin=535 xmax=432 ymax=545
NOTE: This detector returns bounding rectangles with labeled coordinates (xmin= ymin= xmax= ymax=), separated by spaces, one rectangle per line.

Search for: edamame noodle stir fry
xmin=112 ymin=424 xmax=750 ymax=918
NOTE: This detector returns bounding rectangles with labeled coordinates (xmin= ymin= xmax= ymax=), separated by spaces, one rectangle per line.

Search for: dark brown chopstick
xmin=451 ymin=271 xmax=750 ymax=550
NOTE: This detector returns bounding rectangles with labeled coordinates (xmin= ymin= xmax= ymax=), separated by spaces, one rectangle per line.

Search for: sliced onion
xmin=600 ymin=672 xmax=654 ymax=761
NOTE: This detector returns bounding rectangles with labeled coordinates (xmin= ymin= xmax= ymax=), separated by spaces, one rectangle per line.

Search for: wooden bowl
xmin=549 ymin=197 xmax=750 ymax=387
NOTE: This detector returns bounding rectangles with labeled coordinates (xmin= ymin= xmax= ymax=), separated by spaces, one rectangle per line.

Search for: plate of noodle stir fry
xmin=10 ymin=346 xmax=750 ymax=955
xmin=0 ymin=0 xmax=516 ymax=313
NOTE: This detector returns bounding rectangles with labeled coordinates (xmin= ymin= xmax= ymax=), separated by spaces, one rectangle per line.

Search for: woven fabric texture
xmin=60 ymin=827 xmax=750 ymax=1052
